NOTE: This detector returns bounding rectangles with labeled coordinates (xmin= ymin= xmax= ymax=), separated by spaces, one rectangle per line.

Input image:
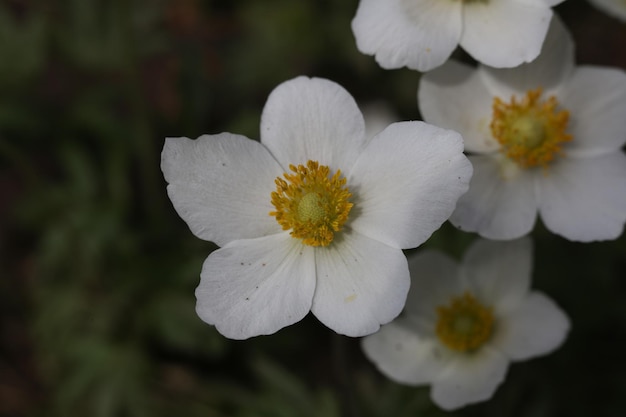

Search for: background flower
xmin=362 ymin=238 xmax=570 ymax=410
xmin=351 ymin=0 xmax=566 ymax=72
xmin=419 ymin=17 xmax=626 ymax=241
xmin=163 ymin=76 xmax=472 ymax=339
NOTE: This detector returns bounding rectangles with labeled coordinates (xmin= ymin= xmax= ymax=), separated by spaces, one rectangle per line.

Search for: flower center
xmin=269 ymin=160 xmax=353 ymax=247
xmin=435 ymin=292 xmax=494 ymax=352
xmin=490 ymin=88 xmax=572 ymax=168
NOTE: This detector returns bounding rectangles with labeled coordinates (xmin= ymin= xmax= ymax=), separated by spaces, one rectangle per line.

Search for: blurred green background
xmin=2 ymin=0 xmax=626 ymax=416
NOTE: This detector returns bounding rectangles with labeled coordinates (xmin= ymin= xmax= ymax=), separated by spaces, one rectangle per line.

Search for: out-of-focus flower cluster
xmin=162 ymin=0 xmax=626 ymax=411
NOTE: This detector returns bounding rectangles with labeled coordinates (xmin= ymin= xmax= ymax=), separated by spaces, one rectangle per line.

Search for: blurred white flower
xmin=419 ymin=17 xmax=626 ymax=241
xmin=162 ymin=76 xmax=472 ymax=339
xmin=351 ymin=0 xmax=566 ymax=72
xmin=362 ymin=238 xmax=570 ymax=410
xmin=588 ymin=0 xmax=626 ymax=22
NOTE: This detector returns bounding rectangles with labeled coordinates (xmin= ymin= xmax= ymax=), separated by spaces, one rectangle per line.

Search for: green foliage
xmin=0 ymin=4 xmax=47 ymax=87
xmin=230 ymin=357 xmax=342 ymax=417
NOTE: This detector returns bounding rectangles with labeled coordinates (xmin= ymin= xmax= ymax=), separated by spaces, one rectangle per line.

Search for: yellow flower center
xmin=490 ymin=88 xmax=572 ymax=168
xmin=269 ymin=160 xmax=353 ymax=247
xmin=436 ymin=292 xmax=494 ymax=352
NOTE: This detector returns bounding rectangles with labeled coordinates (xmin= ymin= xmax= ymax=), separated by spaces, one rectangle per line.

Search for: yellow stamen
xmin=269 ymin=160 xmax=353 ymax=247
xmin=436 ymin=292 xmax=494 ymax=352
xmin=491 ymin=88 xmax=572 ymax=168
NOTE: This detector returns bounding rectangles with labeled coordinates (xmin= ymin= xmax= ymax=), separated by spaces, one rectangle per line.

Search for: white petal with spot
xmin=196 ymin=233 xmax=316 ymax=339
xmin=162 ymin=134 xmax=284 ymax=247
xmin=311 ymin=231 xmax=410 ymax=337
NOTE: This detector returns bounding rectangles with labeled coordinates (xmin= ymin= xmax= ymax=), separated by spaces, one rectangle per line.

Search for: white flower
xmin=351 ymin=0 xmax=566 ymax=72
xmin=161 ymin=76 xmax=472 ymax=339
xmin=362 ymin=238 xmax=570 ymax=410
xmin=419 ymin=17 xmax=626 ymax=241
xmin=588 ymin=0 xmax=626 ymax=22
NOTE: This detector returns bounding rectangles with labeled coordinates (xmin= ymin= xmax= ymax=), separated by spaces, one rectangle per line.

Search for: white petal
xmin=404 ymin=250 xmax=463 ymax=331
xmin=560 ymin=67 xmax=626 ymax=157
xmin=461 ymin=238 xmax=532 ymax=315
xmin=492 ymin=292 xmax=570 ymax=361
xmin=478 ymin=16 xmax=574 ymax=97
xmin=450 ymin=155 xmax=539 ymax=240
xmin=361 ymin=320 xmax=449 ymax=385
xmin=419 ymin=60 xmax=499 ymax=154
xmin=260 ymin=76 xmax=366 ymax=172
xmin=196 ymin=233 xmax=316 ymax=339
xmin=311 ymin=232 xmax=410 ymax=337
xmin=162 ymin=134 xmax=283 ymax=247
xmin=538 ymin=153 xmax=626 ymax=242
xmin=351 ymin=0 xmax=462 ymax=72
xmin=431 ymin=347 xmax=509 ymax=410
xmin=460 ymin=0 xmax=552 ymax=68
xmin=348 ymin=121 xmax=472 ymax=249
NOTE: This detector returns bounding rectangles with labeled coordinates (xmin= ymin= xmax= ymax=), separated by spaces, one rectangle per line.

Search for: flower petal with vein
xmin=162 ymin=76 xmax=472 ymax=339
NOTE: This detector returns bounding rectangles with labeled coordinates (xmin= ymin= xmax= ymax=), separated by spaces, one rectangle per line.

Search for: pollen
xmin=490 ymin=88 xmax=572 ymax=168
xmin=436 ymin=292 xmax=494 ymax=352
xmin=269 ymin=160 xmax=353 ymax=247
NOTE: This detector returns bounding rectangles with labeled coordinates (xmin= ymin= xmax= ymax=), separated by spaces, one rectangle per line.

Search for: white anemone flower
xmin=351 ymin=0 xmax=566 ymax=72
xmin=588 ymin=0 xmax=626 ymax=22
xmin=161 ymin=76 xmax=472 ymax=339
xmin=362 ymin=238 xmax=570 ymax=410
xmin=419 ymin=17 xmax=626 ymax=241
